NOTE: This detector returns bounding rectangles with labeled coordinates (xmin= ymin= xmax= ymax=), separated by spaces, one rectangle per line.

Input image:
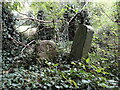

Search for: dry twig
xmin=8 ymin=34 xmax=35 ymax=54
xmin=15 ymin=17 xmax=52 ymax=23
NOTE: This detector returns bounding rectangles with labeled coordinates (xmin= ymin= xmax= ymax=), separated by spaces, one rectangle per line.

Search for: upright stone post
xmin=70 ymin=24 xmax=94 ymax=59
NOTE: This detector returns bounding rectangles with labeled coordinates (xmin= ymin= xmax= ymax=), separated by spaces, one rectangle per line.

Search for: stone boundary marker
xmin=70 ymin=24 xmax=94 ymax=59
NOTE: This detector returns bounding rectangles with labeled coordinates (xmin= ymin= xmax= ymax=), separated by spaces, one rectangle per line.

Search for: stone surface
xmin=82 ymin=25 xmax=94 ymax=58
xmin=70 ymin=24 xmax=94 ymax=59
xmin=35 ymin=40 xmax=57 ymax=59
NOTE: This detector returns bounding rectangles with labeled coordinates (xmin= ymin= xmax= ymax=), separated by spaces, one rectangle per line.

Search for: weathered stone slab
xmin=35 ymin=40 xmax=57 ymax=59
xmin=82 ymin=25 xmax=94 ymax=58
xmin=70 ymin=24 xmax=94 ymax=59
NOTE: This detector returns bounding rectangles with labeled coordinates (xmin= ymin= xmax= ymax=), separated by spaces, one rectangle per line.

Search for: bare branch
xmin=8 ymin=34 xmax=35 ymax=54
xmin=16 ymin=20 xmax=29 ymax=29
xmin=61 ymin=2 xmax=89 ymax=41
xmin=17 ymin=11 xmax=28 ymax=17
xmin=98 ymin=4 xmax=120 ymax=25
xmin=9 ymin=34 xmax=26 ymax=47
xmin=20 ymin=26 xmax=34 ymax=33
xmin=15 ymin=17 xmax=52 ymax=23
xmin=21 ymin=40 xmax=35 ymax=54
xmin=68 ymin=1 xmax=89 ymax=24
xmin=100 ymin=7 xmax=115 ymax=23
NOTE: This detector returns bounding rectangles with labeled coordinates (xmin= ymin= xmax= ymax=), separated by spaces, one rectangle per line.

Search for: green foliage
xmin=2 ymin=1 xmax=119 ymax=90
xmin=5 ymin=2 xmax=22 ymax=11
xmin=2 ymin=58 xmax=118 ymax=89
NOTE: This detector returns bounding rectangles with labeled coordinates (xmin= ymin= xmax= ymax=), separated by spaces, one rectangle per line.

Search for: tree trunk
xmin=0 ymin=2 xmax=2 ymax=88
xmin=116 ymin=1 xmax=120 ymax=86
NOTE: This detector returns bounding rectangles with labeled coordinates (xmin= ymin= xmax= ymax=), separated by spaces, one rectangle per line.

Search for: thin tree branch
xmin=9 ymin=34 xmax=26 ymax=47
xmin=98 ymin=4 xmax=120 ymax=25
xmin=21 ymin=40 xmax=35 ymax=54
xmin=20 ymin=26 xmax=35 ymax=33
xmin=68 ymin=1 xmax=89 ymax=24
xmin=8 ymin=34 xmax=35 ymax=54
xmin=62 ymin=1 xmax=89 ymax=40
xmin=15 ymin=17 xmax=52 ymax=23
xmin=100 ymin=7 xmax=115 ymax=23
xmin=17 ymin=11 xmax=28 ymax=17
xmin=16 ymin=20 xmax=29 ymax=28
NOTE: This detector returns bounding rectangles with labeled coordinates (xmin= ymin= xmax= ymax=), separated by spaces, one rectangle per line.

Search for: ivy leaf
xmin=53 ymin=63 xmax=58 ymax=67
xmin=98 ymin=83 xmax=108 ymax=88
xmin=62 ymin=74 xmax=67 ymax=80
xmin=68 ymin=79 xmax=78 ymax=88
xmin=91 ymin=64 xmax=97 ymax=69
xmin=82 ymin=79 xmax=91 ymax=84
xmin=96 ymin=68 xmax=104 ymax=73
xmin=86 ymin=58 xmax=90 ymax=63
xmin=71 ymin=62 xmax=76 ymax=65
xmin=101 ymin=71 xmax=109 ymax=74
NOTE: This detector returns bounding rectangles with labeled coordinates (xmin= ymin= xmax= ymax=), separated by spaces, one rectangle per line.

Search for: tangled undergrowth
xmin=1 ymin=2 xmax=119 ymax=89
